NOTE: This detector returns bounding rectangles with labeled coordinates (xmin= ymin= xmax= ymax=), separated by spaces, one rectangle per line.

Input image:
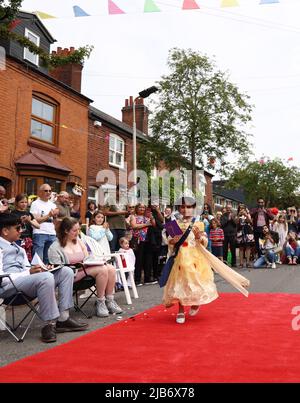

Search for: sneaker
xmin=41 ymin=324 xmax=56 ymax=343
xmin=56 ymin=318 xmax=88 ymax=333
xmin=271 ymin=262 xmax=276 ymax=269
xmin=95 ymin=300 xmax=109 ymax=317
xmin=136 ymin=283 xmax=143 ymax=287
xmin=176 ymin=313 xmax=185 ymax=324
xmin=106 ymin=299 xmax=123 ymax=314
xmin=144 ymin=280 xmax=158 ymax=285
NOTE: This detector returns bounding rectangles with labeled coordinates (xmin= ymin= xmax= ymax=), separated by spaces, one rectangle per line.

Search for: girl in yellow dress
xmin=163 ymin=196 xmax=250 ymax=324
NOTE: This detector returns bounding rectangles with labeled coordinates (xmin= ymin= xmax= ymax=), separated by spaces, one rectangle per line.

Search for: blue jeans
xmin=254 ymin=251 xmax=276 ymax=268
xmin=32 ymin=234 xmax=56 ymax=264
xmin=285 ymin=245 xmax=300 ymax=258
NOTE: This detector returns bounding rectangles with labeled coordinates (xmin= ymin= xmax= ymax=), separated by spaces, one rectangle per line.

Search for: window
xmin=24 ymin=28 xmax=40 ymax=65
xmin=87 ymin=187 xmax=97 ymax=204
xmin=109 ymin=134 xmax=124 ymax=168
xmin=24 ymin=178 xmax=38 ymax=196
xmin=44 ymin=178 xmax=62 ymax=194
xmin=31 ymin=96 xmax=57 ymax=144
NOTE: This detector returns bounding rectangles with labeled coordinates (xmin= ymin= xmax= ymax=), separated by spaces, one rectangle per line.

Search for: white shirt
xmin=30 ymin=198 xmax=57 ymax=235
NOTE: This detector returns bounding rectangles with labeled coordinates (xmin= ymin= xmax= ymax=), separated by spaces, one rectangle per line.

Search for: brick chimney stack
xmin=122 ymin=96 xmax=149 ymax=135
xmin=49 ymin=47 xmax=83 ymax=93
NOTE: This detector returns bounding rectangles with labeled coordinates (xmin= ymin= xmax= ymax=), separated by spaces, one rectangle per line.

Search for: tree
xmin=226 ymin=158 xmax=300 ymax=208
xmin=146 ymin=48 xmax=253 ymax=192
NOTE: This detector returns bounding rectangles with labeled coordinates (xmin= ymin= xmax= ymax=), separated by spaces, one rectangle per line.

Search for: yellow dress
xmin=163 ymin=220 xmax=219 ymax=307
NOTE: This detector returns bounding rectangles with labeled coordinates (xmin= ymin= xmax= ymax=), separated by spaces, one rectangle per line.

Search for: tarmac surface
xmin=0 ymin=264 xmax=300 ymax=367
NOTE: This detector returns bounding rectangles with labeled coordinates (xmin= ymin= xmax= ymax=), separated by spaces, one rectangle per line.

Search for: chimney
xmin=49 ymin=47 xmax=83 ymax=93
xmin=122 ymin=96 xmax=149 ymax=135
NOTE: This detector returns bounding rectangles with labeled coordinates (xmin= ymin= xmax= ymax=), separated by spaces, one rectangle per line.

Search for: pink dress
xmin=65 ymin=250 xmax=93 ymax=282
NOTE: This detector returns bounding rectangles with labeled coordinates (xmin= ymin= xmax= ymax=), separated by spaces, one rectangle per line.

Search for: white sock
xmin=97 ymin=296 xmax=105 ymax=302
xmin=57 ymin=310 xmax=69 ymax=322
xmin=105 ymin=295 xmax=114 ymax=301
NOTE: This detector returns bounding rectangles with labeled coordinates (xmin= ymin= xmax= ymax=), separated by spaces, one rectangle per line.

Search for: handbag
xmin=159 ymin=218 xmax=196 ymax=287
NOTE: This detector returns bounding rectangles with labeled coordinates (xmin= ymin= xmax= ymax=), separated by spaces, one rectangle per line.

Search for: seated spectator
xmin=283 ymin=231 xmax=300 ymax=265
xmin=253 ymin=225 xmax=279 ymax=269
xmin=209 ymin=218 xmax=224 ymax=261
xmin=11 ymin=193 xmax=40 ymax=261
xmin=0 ymin=214 xmax=88 ymax=343
xmin=48 ymin=217 xmax=123 ymax=318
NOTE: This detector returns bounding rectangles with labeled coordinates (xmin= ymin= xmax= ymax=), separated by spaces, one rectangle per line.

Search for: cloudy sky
xmin=21 ymin=0 xmax=300 ymax=168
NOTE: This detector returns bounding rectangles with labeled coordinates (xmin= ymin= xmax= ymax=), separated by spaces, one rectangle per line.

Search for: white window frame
xmin=87 ymin=186 xmax=98 ymax=205
xmin=109 ymin=134 xmax=125 ymax=169
xmin=24 ymin=28 xmax=40 ymax=66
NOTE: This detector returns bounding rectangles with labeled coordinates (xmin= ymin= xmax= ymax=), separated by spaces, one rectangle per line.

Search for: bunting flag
xmin=35 ymin=11 xmax=56 ymax=19
xmin=221 ymin=0 xmax=239 ymax=7
xmin=259 ymin=0 xmax=280 ymax=4
xmin=108 ymin=0 xmax=125 ymax=15
xmin=144 ymin=0 xmax=161 ymax=13
xmin=182 ymin=0 xmax=200 ymax=10
xmin=73 ymin=5 xmax=90 ymax=17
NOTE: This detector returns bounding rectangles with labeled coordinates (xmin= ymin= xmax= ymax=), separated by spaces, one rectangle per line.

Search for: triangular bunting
xmin=259 ymin=0 xmax=279 ymax=4
xmin=108 ymin=0 xmax=125 ymax=15
xmin=221 ymin=0 xmax=239 ymax=7
xmin=182 ymin=0 xmax=200 ymax=10
xmin=73 ymin=5 xmax=90 ymax=17
xmin=35 ymin=11 xmax=56 ymax=19
xmin=144 ymin=0 xmax=161 ymax=13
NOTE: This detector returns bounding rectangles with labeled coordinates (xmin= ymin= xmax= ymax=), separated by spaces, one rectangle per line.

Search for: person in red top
xmin=209 ymin=218 xmax=224 ymax=261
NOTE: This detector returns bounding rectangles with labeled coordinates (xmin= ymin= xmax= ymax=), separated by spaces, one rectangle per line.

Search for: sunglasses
xmin=43 ymin=190 xmax=52 ymax=193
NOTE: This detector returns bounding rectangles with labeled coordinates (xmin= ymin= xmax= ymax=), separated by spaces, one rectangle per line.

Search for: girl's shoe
xmin=189 ymin=306 xmax=200 ymax=316
xmin=176 ymin=313 xmax=185 ymax=324
xmin=293 ymin=257 xmax=298 ymax=265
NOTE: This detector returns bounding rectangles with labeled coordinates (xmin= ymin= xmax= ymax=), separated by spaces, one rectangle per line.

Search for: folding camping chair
xmin=0 ymin=274 xmax=41 ymax=342
xmin=71 ymin=263 xmax=97 ymax=319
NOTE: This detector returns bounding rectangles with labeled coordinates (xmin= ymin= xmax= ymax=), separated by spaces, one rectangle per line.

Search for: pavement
xmin=0 ymin=264 xmax=300 ymax=367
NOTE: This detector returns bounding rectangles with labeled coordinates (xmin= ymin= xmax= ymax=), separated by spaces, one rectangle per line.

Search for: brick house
xmin=88 ymin=97 xmax=214 ymax=207
xmin=0 ymin=11 xmax=91 ymax=214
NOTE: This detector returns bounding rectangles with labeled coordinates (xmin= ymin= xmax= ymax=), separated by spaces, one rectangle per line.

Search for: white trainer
xmin=95 ymin=300 xmax=109 ymax=317
xmin=176 ymin=313 xmax=185 ymax=324
xmin=189 ymin=306 xmax=200 ymax=316
xmin=106 ymin=299 xmax=123 ymax=314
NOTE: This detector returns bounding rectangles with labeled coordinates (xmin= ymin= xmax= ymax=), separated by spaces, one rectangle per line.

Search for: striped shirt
xmin=209 ymin=228 xmax=224 ymax=247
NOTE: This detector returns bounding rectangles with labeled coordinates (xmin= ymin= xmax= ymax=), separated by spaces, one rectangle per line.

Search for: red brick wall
xmin=88 ymin=120 xmax=138 ymax=189
xmin=0 ymin=58 xmax=89 ymax=214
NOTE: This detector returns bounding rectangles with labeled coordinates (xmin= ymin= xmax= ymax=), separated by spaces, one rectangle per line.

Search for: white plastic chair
xmin=80 ymin=233 xmax=139 ymax=304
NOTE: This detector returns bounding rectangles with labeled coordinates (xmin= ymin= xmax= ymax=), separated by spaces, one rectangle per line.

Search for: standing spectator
xmin=220 ymin=204 xmax=237 ymax=267
xmin=201 ymin=203 xmax=214 ymax=251
xmin=30 ymin=184 xmax=59 ymax=264
xmin=215 ymin=211 xmax=223 ymax=226
xmin=287 ymin=207 xmax=298 ymax=233
xmin=85 ymin=201 xmax=97 ymax=229
xmin=236 ymin=205 xmax=255 ymax=268
xmin=250 ymin=198 xmax=274 ymax=258
xmin=272 ymin=215 xmax=288 ymax=252
xmin=146 ymin=202 xmax=164 ymax=282
xmin=131 ymin=203 xmax=155 ymax=286
xmin=88 ymin=211 xmax=113 ymax=257
xmin=103 ymin=185 xmax=128 ymax=252
xmin=55 ymin=191 xmax=71 ymax=220
xmin=209 ymin=218 xmax=224 ymax=261
xmin=0 ymin=186 xmax=8 ymax=214
xmin=11 ymin=194 xmax=40 ymax=261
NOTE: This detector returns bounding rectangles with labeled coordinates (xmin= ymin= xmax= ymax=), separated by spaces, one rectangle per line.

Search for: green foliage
xmin=147 ymin=48 xmax=253 ymax=179
xmin=0 ymin=0 xmax=93 ymax=68
xmin=227 ymin=158 xmax=300 ymax=208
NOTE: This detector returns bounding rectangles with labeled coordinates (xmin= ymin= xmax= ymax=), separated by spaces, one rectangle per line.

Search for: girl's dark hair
xmin=57 ymin=217 xmax=79 ymax=247
xmin=90 ymin=211 xmax=105 ymax=226
xmin=209 ymin=218 xmax=218 ymax=230
xmin=202 ymin=203 xmax=212 ymax=215
xmin=87 ymin=201 xmax=97 ymax=210
xmin=15 ymin=193 xmax=28 ymax=205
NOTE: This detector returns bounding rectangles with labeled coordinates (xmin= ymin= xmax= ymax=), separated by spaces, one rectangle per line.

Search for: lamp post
xmin=132 ymin=86 xmax=158 ymax=199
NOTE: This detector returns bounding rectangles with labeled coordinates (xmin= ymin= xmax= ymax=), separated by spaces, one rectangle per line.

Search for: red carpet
xmin=0 ymin=293 xmax=300 ymax=383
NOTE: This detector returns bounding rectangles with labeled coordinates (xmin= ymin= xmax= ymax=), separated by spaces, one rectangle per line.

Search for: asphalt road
xmin=0 ymin=265 xmax=300 ymax=367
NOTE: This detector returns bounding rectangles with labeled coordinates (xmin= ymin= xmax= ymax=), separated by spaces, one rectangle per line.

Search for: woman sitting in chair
xmin=48 ymin=217 xmax=123 ymax=318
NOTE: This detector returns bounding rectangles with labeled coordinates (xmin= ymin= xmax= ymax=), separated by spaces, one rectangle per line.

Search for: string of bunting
xmin=34 ymin=0 xmax=281 ymax=19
